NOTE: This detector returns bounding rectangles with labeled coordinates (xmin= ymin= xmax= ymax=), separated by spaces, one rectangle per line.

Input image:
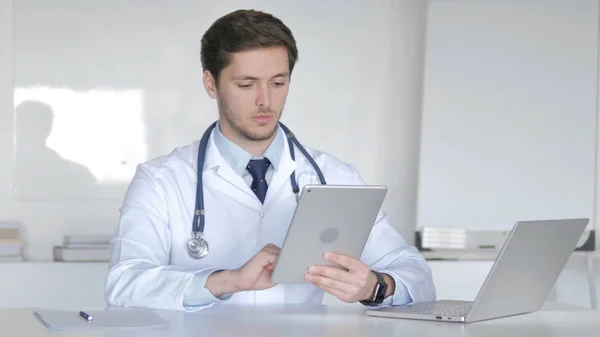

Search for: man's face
xmin=204 ymin=46 xmax=291 ymax=143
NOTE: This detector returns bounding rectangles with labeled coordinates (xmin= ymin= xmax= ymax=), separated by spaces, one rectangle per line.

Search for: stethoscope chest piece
xmin=188 ymin=232 xmax=209 ymax=259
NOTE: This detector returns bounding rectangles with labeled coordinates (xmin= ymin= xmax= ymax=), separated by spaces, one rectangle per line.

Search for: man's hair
xmin=200 ymin=9 xmax=298 ymax=84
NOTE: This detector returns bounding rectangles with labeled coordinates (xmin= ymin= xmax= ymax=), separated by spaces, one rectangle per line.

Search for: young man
xmin=105 ymin=9 xmax=436 ymax=311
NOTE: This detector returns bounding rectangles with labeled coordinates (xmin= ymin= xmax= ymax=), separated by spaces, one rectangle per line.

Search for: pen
xmin=79 ymin=311 xmax=93 ymax=321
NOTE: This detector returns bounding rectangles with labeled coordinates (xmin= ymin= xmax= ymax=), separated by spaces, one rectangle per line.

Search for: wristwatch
xmin=359 ymin=270 xmax=388 ymax=307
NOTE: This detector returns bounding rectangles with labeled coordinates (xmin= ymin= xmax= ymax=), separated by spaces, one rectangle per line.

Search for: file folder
xmin=34 ymin=308 xmax=170 ymax=330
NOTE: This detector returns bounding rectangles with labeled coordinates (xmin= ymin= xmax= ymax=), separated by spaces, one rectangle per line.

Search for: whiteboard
xmin=417 ymin=0 xmax=599 ymax=232
xmin=10 ymin=0 xmax=412 ymax=202
xmin=4 ymin=0 xmax=430 ymax=260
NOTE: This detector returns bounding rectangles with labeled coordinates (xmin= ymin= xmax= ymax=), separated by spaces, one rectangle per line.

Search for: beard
xmin=217 ymin=96 xmax=281 ymax=142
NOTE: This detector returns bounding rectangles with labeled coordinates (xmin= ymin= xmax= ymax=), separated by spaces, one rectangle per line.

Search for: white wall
xmin=0 ymin=0 xmax=427 ymax=261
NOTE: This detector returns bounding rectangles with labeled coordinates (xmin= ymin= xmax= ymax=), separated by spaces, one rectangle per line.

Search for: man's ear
xmin=203 ymin=70 xmax=218 ymax=99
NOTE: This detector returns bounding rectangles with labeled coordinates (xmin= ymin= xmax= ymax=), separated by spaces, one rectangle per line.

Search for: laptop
xmin=365 ymin=218 xmax=589 ymax=323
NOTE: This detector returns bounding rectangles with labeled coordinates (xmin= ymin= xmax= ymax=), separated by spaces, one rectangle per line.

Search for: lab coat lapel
xmin=200 ymin=131 xmax=261 ymax=210
xmin=264 ymin=135 xmax=297 ymax=206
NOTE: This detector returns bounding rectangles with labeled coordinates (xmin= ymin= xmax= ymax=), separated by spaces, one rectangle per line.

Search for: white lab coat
xmin=104 ymin=127 xmax=436 ymax=311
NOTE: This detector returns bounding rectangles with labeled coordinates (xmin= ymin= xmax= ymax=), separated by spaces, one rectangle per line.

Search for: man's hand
xmin=205 ymin=244 xmax=280 ymax=297
xmin=305 ymin=252 xmax=394 ymax=303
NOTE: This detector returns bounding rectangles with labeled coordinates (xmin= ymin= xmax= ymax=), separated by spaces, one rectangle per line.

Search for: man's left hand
xmin=304 ymin=252 xmax=384 ymax=303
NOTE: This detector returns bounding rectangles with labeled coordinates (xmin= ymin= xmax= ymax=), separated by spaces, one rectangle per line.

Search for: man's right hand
xmin=205 ymin=244 xmax=280 ymax=298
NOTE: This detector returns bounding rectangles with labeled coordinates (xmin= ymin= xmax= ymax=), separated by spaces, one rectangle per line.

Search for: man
xmin=105 ymin=9 xmax=436 ymax=311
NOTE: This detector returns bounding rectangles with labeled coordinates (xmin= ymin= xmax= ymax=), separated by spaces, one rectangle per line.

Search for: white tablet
xmin=270 ymin=184 xmax=387 ymax=283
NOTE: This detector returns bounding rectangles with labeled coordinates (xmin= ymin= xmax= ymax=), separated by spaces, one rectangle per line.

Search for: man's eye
xmin=238 ymin=83 xmax=252 ymax=89
xmin=273 ymin=82 xmax=285 ymax=87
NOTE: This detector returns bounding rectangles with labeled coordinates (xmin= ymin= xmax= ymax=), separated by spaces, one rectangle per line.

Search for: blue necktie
xmin=247 ymin=158 xmax=271 ymax=203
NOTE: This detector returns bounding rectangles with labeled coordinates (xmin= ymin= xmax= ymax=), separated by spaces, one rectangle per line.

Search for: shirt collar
xmin=213 ymin=121 xmax=284 ymax=176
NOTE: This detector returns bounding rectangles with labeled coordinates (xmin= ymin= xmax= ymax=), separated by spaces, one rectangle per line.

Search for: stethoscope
xmin=187 ymin=121 xmax=327 ymax=259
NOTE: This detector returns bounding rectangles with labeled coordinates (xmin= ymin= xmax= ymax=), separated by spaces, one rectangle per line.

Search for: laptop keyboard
xmin=417 ymin=303 xmax=473 ymax=317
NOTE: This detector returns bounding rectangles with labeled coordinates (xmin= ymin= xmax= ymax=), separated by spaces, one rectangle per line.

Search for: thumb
xmin=258 ymin=250 xmax=278 ymax=268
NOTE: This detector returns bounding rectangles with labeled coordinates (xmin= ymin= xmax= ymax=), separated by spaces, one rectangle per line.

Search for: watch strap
xmin=359 ymin=271 xmax=388 ymax=307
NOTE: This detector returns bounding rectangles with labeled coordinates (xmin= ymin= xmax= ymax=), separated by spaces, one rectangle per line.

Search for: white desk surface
xmin=1 ymin=302 xmax=599 ymax=337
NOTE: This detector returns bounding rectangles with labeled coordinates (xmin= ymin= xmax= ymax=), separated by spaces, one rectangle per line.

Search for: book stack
xmin=416 ymin=227 xmax=511 ymax=251
xmin=53 ymin=235 xmax=112 ymax=262
xmin=0 ymin=222 xmax=24 ymax=262
xmin=415 ymin=227 xmax=512 ymax=260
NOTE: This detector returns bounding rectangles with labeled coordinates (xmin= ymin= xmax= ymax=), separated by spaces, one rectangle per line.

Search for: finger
xmin=261 ymin=248 xmax=280 ymax=259
xmin=262 ymin=245 xmax=281 ymax=255
xmin=305 ymin=273 xmax=361 ymax=295
xmin=307 ymin=265 xmax=363 ymax=286
xmin=324 ymin=252 xmax=367 ymax=272
xmin=263 ymin=244 xmax=281 ymax=251
xmin=257 ymin=250 xmax=278 ymax=267
xmin=313 ymin=283 xmax=356 ymax=303
xmin=258 ymin=268 xmax=277 ymax=288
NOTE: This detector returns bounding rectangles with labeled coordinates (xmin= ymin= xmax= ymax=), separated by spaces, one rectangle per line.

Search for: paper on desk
xmin=33 ymin=308 xmax=170 ymax=330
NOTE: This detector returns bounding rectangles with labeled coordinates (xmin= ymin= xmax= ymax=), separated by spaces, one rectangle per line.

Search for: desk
xmin=1 ymin=303 xmax=598 ymax=337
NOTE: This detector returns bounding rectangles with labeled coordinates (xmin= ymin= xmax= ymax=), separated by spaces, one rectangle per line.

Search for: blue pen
xmin=79 ymin=311 xmax=93 ymax=321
